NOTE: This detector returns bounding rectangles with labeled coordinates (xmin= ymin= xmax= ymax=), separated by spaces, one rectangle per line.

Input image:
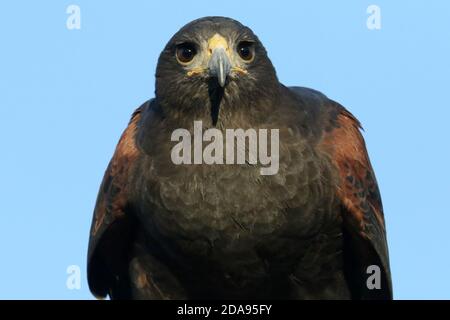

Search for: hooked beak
xmin=208 ymin=47 xmax=232 ymax=87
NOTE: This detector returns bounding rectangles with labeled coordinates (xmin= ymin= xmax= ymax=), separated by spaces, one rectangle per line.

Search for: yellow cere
xmin=207 ymin=34 xmax=229 ymax=55
xmin=186 ymin=34 xmax=248 ymax=77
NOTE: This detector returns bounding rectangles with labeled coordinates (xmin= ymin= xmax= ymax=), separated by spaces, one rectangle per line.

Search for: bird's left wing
xmin=319 ymin=102 xmax=393 ymax=299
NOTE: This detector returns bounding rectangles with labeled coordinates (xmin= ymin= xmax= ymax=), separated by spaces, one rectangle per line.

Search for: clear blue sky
xmin=0 ymin=1 xmax=449 ymax=299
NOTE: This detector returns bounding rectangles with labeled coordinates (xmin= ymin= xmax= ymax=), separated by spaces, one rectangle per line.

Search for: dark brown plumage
xmin=87 ymin=16 xmax=392 ymax=299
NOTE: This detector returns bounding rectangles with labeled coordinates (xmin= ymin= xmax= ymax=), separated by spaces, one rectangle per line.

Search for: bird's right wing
xmin=87 ymin=102 xmax=146 ymax=298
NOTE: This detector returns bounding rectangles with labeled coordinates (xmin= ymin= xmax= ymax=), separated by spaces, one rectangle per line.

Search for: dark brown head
xmin=155 ymin=17 xmax=280 ymax=125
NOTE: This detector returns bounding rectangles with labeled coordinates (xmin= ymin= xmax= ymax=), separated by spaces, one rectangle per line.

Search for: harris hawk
xmin=87 ymin=16 xmax=392 ymax=299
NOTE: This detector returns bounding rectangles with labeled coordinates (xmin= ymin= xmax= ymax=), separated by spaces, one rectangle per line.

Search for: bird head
xmin=155 ymin=17 xmax=279 ymax=125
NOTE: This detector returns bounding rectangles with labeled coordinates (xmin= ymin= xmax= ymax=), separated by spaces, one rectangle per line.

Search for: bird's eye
xmin=176 ymin=43 xmax=197 ymax=64
xmin=237 ymin=41 xmax=254 ymax=62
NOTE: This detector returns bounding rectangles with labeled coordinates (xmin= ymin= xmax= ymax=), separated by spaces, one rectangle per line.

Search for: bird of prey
xmin=87 ymin=16 xmax=392 ymax=300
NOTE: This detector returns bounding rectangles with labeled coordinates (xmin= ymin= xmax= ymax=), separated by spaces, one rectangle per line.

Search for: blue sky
xmin=0 ymin=1 xmax=449 ymax=299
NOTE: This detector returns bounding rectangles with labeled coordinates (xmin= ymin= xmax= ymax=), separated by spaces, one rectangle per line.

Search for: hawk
xmin=87 ymin=16 xmax=392 ymax=299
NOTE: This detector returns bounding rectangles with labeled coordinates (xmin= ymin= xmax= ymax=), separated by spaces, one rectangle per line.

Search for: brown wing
xmin=319 ymin=102 xmax=392 ymax=299
xmin=87 ymin=102 xmax=146 ymax=299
